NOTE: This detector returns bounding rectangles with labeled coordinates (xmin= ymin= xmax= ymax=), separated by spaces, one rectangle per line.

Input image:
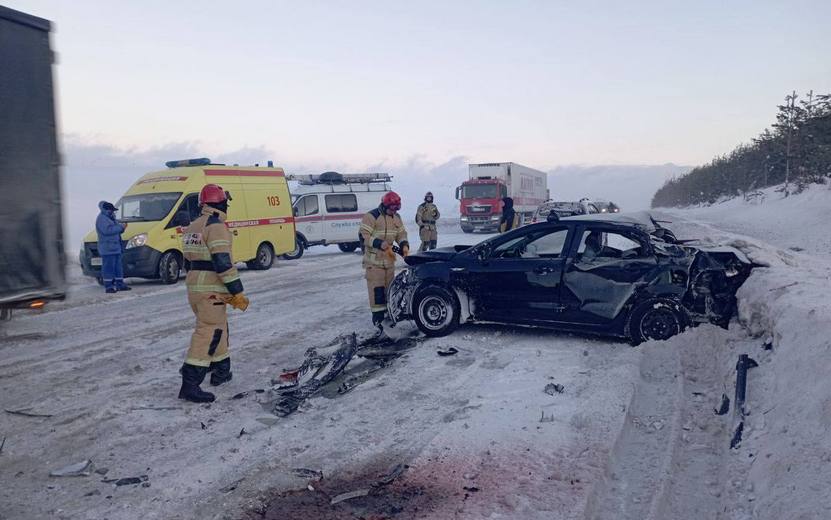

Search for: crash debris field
xmin=2 ymin=183 xmax=831 ymax=520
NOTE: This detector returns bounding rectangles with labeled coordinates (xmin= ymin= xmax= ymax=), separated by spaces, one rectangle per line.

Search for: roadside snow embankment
xmin=673 ymin=219 xmax=831 ymax=518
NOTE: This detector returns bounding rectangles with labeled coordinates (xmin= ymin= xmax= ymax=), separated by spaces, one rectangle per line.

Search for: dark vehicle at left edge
xmin=387 ymin=212 xmax=754 ymax=344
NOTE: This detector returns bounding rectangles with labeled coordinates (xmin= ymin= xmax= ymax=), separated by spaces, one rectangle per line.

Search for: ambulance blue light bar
xmin=165 ymin=158 xmax=211 ymax=168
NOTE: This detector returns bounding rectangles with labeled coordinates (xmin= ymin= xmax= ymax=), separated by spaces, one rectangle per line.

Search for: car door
xmin=293 ymin=195 xmax=322 ymax=243
xmin=466 ymin=225 xmax=572 ymax=323
xmin=557 ymin=225 xmax=658 ymax=328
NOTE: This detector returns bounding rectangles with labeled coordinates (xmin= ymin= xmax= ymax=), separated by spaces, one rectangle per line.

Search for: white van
xmin=284 ymin=172 xmax=391 ymax=259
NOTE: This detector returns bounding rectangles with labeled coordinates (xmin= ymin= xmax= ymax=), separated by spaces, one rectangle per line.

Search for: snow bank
xmin=666 ymin=218 xmax=831 ymax=518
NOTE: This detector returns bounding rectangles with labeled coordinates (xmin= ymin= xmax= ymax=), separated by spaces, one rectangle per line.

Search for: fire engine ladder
xmin=287 ymin=172 xmax=392 ymax=185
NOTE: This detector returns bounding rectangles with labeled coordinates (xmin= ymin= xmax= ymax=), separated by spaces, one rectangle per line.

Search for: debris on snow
xmin=714 ymin=394 xmax=730 ymax=415
xmin=544 ymin=383 xmax=565 ymax=395
xmin=291 ymin=468 xmax=324 ymax=481
xmin=111 ymin=476 xmax=148 ymax=487
xmin=436 ymin=347 xmax=458 ymax=357
xmin=330 ymin=488 xmax=370 ymax=505
xmin=372 ymin=463 xmax=407 ymax=487
xmin=5 ymin=408 xmax=53 ymax=418
xmin=50 ymin=460 xmax=93 ymax=477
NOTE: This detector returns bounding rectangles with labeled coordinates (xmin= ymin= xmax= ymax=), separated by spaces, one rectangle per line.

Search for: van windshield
xmin=117 ymin=192 xmax=182 ymax=222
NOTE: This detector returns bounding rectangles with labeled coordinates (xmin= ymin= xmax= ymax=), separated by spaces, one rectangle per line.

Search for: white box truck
xmin=455 ymin=162 xmax=548 ymax=232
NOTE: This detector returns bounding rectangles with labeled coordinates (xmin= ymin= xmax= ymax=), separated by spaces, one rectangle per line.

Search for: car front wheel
xmin=247 ymin=242 xmax=274 ymax=270
xmin=412 ymin=285 xmax=460 ymax=337
xmin=628 ymin=297 xmax=688 ymax=345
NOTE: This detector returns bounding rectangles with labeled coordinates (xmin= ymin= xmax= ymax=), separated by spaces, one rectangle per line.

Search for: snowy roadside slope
xmin=662 ymin=181 xmax=831 ymax=256
xmin=658 ymin=217 xmax=831 ymax=519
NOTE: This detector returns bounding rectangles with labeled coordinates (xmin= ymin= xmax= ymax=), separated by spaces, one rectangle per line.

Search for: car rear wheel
xmin=338 ymin=242 xmax=360 ymax=253
xmin=413 ymin=285 xmax=460 ymax=337
xmin=247 ymin=242 xmax=274 ymax=270
xmin=158 ymin=251 xmax=181 ymax=284
xmin=282 ymin=236 xmax=305 ymax=260
xmin=628 ymin=298 xmax=688 ymax=345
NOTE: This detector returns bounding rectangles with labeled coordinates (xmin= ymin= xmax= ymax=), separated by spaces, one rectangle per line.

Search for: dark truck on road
xmin=0 ymin=6 xmax=66 ymax=321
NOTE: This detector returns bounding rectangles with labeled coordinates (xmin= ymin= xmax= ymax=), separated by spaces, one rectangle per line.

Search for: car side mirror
xmin=455 ymin=187 xmax=460 ymax=200
xmin=293 ymin=206 xmax=299 ymax=216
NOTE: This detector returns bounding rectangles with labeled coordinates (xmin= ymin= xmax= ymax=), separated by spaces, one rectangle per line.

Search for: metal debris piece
xmin=201 ymin=422 xmax=207 ymax=430
xmin=544 ymin=383 xmax=565 ymax=395
xmin=114 ymin=476 xmax=147 ymax=486
xmin=714 ymin=394 xmax=730 ymax=415
xmin=0 ymin=436 xmax=5 ymax=454
xmin=330 ymin=488 xmax=370 ymax=505
xmin=231 ymin=392 xmax=250 ymax=400
xmin=5 ymin=408 xmax=53 ymax=418
xmin=437 ymin=347 xmax=458 ymax=357
xmin=50 ymin=460 xmax=93 ymax=477
xmin=372 ymin=464 xmax=406 ymax=487
xmin=463 ymin=486 xmax=480 ymax=492
xmin=291 ymin=468 xmax=324 ymax=481
xmin=238 ymin=428 xmax=247 ymax=438
xmin=220 ymin=478 xmax=245 ymax=493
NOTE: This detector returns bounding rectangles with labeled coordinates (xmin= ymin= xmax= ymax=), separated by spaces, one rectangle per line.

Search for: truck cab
xmin=456 ymin=178 xmax=507 ymax=233
xmin=285 ymin=172 xmax=392 ymax=259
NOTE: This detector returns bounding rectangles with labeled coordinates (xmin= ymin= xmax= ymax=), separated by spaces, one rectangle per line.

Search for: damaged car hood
xmin=405 ymin=245 xmax=470 ymax=265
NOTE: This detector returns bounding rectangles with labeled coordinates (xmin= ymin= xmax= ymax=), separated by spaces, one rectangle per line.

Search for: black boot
xmin=178 ymin=364 xmax=215 ymax=403
xmin=209 ymin=358 xmax=233 ymax=386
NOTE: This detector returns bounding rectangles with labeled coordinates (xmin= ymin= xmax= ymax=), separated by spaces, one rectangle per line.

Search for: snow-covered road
xmin=0 ymin=225 xmax=639 ymax=520
xmin=4 ymin=203 xmax=829 ymax=520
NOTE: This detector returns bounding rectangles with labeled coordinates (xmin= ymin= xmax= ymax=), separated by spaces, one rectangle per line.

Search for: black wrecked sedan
xmin=387 ymin=213 xmax=753 ymax=344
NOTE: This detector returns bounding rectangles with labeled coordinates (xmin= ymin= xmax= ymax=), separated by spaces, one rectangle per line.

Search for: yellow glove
xmin=225 ymin=292 xmax=250 ymax=311
xmin=386 ymin=246 xmax=396 ymax=262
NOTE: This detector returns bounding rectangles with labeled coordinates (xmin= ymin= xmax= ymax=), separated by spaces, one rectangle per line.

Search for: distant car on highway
xmin=531 ymin=200 xmax=600 ymax=223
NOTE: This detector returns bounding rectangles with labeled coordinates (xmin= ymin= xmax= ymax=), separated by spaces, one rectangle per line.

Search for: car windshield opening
xmin=117 ymin=192 xmax=182 ymax=222
xmin=462 ymin=185 xmax=498 ymax=199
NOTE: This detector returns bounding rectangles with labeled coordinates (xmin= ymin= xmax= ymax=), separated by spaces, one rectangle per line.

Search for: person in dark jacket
xmin=499 ymin=197 xmax=520 ymax=233
xmin=96 ymin=201 xmax=129 ymax=293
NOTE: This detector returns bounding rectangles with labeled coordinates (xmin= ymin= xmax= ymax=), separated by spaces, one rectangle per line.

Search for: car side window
xmin=325 ymin=194 xmax=358 ymax=213
xmin=297 ymin=195 xmax=319 ymax=216
xmin=577 ymin=230 xmax=646 ymax=260
xmin=493 ymin=228 xmax=569 ymax=259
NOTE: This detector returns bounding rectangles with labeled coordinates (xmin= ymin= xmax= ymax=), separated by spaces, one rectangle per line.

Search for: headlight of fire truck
xmin=460 ymin=216 xmax=469 ymax=221
xmin=125 ymin=233 xmax=148 ymax=249
xmin=490 ymin=216 xmax=500 ymax=221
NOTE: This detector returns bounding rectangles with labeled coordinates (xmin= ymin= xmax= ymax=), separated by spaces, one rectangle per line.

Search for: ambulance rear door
xmin=293 ymin=194 xmax=323 ymax=244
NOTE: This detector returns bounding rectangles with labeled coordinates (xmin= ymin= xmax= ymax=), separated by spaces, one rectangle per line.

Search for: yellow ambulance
xmin=80 ymin=158 xmax=295 ymax=284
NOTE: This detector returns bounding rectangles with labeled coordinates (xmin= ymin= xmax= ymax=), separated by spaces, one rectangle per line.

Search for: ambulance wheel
xmin=282 ymin=237 xmax=304 ymax=260
xmin=413 ymin=285 xmax=460 ymax=337
xmin=338 ymin=242 xmax=359 ymax=253
xmin=158 ymin=251 xmax=181 ymax=284
xmin=247 ymin=243 xmax=274 ymax=270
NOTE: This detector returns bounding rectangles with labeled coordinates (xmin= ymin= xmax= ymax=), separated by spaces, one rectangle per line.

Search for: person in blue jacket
xmin=96 ymin=201 xmax=130 ymax=293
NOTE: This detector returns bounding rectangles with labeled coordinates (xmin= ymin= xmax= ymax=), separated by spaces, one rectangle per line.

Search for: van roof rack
xmin=287 ymin=171 xmax=392 ymax=185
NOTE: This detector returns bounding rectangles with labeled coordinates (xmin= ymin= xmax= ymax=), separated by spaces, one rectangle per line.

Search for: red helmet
xmin=199 ymin=184 xmax=227 ymax=205
xmin=382 ymin=191 xmax=401 ymax=211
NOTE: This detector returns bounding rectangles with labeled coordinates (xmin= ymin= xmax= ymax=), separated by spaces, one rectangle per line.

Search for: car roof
xmin=563 ymin=211 xmax=657 ymax=231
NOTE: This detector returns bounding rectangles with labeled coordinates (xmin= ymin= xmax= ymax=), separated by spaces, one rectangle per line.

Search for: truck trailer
xmin=0 ymin=6 xmax=66 ymax=321
xmin=455 ymin=162 xmax=548 ymax=233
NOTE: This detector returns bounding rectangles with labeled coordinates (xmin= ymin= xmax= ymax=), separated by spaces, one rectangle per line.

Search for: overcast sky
xmin=11 ymin=0 xmax=831 ymax=168
xmin=7 ymin=0 xmax=831 ymax=246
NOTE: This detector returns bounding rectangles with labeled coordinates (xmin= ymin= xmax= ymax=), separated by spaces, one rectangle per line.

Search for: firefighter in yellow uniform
xmin=360 ymin=191 xmax=409 ymax=328
xmin=179 ymin=184 xmax=250 ymax=403
xmin=415 ymin=191 xmax=440 ymax=251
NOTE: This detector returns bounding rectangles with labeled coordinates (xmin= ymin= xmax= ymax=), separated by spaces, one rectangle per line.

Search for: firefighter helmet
xmin=199 ymin=184 xmax=227 ymax=205
xmin=382 ymin=191 xmax=401 ymax=210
